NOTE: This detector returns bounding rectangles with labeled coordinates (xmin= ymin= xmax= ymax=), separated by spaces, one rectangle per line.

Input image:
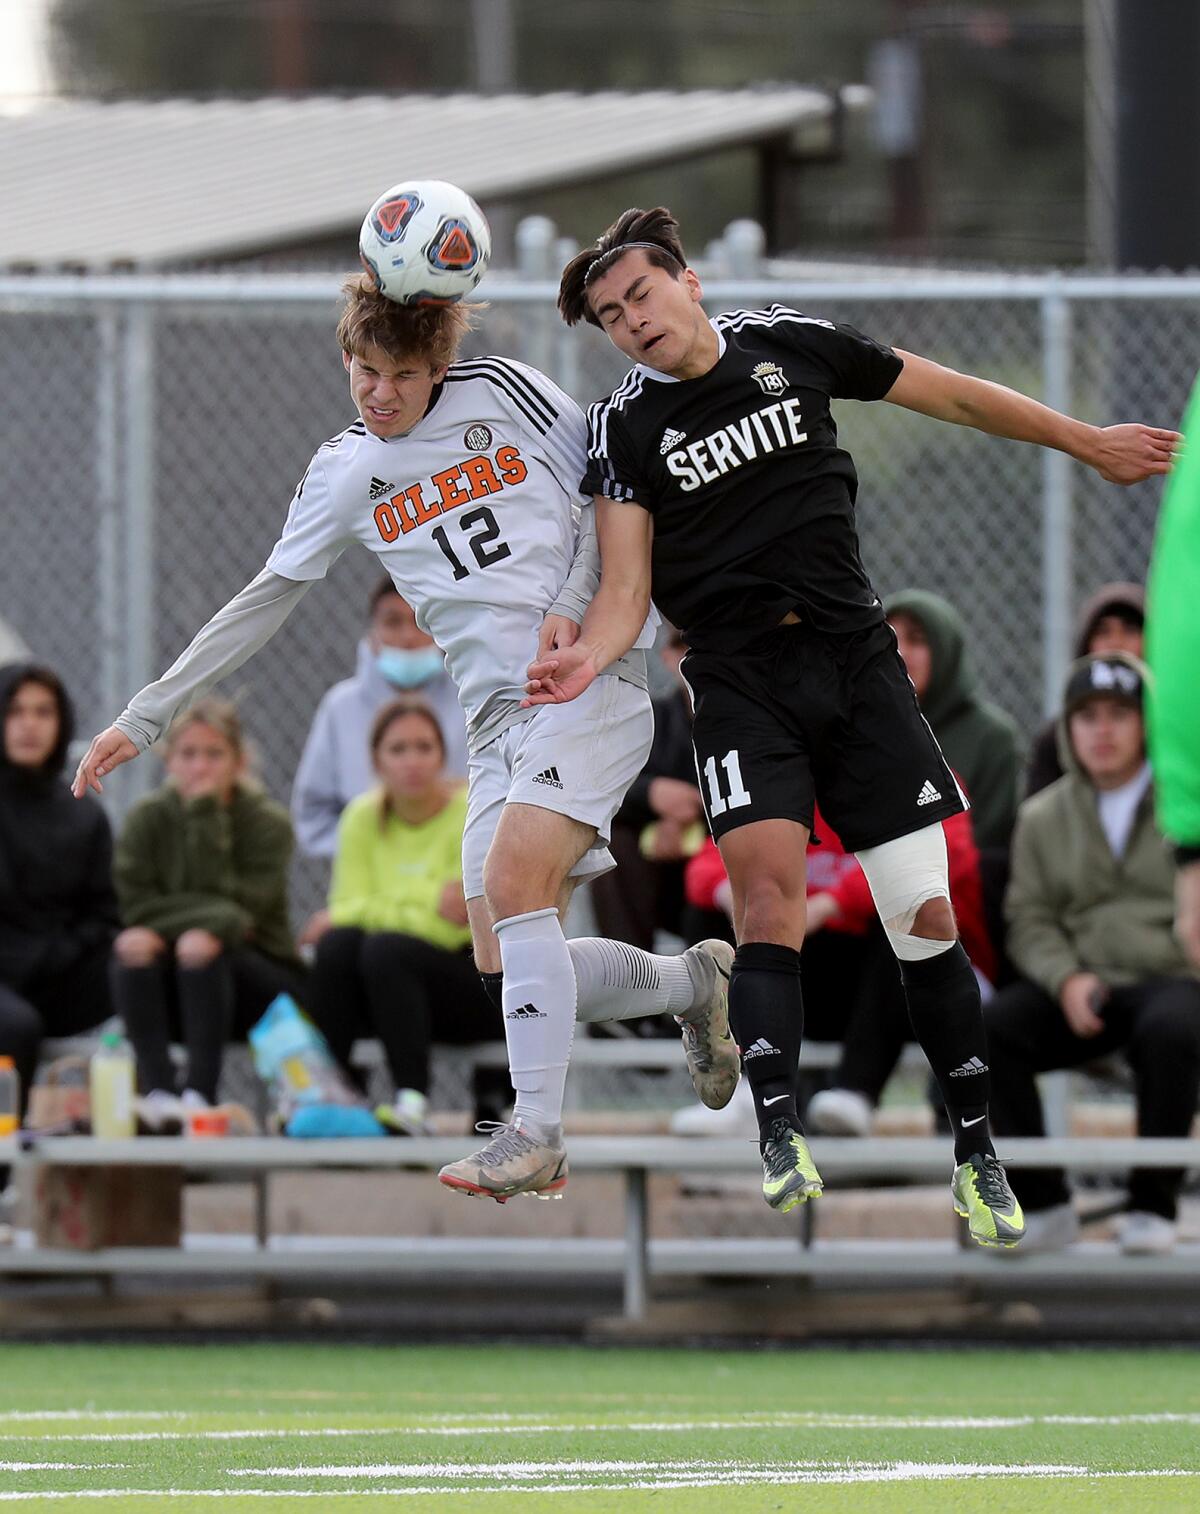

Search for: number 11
xmin=703 ymin=749 xmax=752 ymax=818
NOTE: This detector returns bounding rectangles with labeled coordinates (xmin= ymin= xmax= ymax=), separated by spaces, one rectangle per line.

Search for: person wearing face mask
xmin=306 ymin=697 xmax=502 ymax=1135
xmin=0 ymin=663 xmax=119 ymax=1124
xmin=291 ymin=579 xmax=468 ymax=861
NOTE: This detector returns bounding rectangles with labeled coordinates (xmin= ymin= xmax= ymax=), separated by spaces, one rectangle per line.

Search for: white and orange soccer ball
xmin=359 ymin=179 xmax=491 ymax=306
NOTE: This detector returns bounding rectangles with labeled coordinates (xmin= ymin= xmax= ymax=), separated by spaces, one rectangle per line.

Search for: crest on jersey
xmin=464 ymin=424 xmax=493 ymax=452
xmin=751 ymin=361 xmax=788 ymax=395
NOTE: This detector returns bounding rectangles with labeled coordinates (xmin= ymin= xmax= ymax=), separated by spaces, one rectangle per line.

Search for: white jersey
xmin=266 ymin=357 xmax=653 ymax=752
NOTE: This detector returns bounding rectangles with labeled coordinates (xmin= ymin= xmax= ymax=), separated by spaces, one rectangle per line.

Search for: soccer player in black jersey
xmin=526 ymin=206 xmax=1179 ymax=1245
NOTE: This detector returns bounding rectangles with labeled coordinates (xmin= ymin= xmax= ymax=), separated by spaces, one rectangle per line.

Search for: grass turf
xmin=0 ymin=1341 xmax=1196 ymax=1510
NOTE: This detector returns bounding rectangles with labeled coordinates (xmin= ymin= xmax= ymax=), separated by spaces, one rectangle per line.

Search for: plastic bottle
xmin=89 ymin=1033 xmax=136 ymax=1139
xmin=0 ymin=1055 xmax=18 ymax=1137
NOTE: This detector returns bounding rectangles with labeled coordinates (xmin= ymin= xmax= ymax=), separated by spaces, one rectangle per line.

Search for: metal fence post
xmin=95 ymin=303 xmax=122 ymax=727
xmin=120 ymin=298 xmax=156 ymax=808
xmin=1039 ymin=285 xmax=1074 ymax=718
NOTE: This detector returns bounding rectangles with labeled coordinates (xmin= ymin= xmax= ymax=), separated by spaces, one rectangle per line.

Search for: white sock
xmin=568 ymin=938 xmax=696 ymax=1022
xmin=494 ymin=907 xmax=576 ymax=1138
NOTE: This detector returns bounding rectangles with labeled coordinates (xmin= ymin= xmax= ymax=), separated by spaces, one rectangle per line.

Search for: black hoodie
xmin=0 ymin=664 xmax=119 ymax=987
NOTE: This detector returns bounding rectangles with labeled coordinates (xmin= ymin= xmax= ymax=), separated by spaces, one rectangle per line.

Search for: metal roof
xmin=0 ymin=88 xmax=837 ymax=269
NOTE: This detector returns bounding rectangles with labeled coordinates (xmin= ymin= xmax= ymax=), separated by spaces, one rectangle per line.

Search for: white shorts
xmin=461 ymin=674 xmax=654 ymax=901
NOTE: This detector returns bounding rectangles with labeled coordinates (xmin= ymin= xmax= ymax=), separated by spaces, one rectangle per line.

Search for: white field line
xmin=9 ymin=1410 xmax=1200 ymax=1442
xmin=0 ymin=1468 xmax=1199 ymax=1498
xmin=0 ymin=1463 xmax=125 ymax=1472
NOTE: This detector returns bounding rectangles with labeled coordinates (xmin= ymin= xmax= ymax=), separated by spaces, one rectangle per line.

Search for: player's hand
xmin=72 ymin=726 xmax=138 ymax=797
xmin=1085 ymin=424 xmax=1181 ymax=484
xmin=522 ymin=643 xmax=600 ymax=706
xmin=536 ymin=614 xmax=581 ymax=662
xmin=1059 ymin=972 xmax=1107 ymax=1038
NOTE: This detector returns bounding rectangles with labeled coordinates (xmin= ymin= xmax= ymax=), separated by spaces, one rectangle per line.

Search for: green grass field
xmin=0 ymin=1341 xmax=1196 ymax=1510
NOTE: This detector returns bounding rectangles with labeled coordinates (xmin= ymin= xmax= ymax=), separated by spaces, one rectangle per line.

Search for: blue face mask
xmin=376 ymin=645 xmax=444 ymax=690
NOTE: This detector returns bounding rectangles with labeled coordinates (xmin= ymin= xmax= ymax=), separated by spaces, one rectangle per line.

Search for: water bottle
xmin=89 ymin=1033 xmax=136 ymax=1139
xmin=0 ymin=1056 xmax=18 ymax=1137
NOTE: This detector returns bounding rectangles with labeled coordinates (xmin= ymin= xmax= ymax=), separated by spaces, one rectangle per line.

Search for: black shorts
xmin=681 ymin=619 xmax=966 ymax=854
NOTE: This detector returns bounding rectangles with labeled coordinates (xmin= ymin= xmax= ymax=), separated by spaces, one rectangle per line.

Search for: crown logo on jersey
xmin=369 ymin=476 xmax=397 ymax=501
xmin=751 ymin=361 xmax=789 ymax=396
xmin=464 ymin=424 xmax=493 ymax=452
xmin=660 ymin=427 xmax=687 ymax=456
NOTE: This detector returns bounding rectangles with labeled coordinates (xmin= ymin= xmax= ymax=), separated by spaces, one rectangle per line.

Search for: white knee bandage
xmin=855 ymin=823 xmax=956 ymax=962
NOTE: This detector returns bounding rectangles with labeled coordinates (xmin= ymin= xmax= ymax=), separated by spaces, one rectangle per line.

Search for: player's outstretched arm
xmin=524 ymin=498 xmax=652 ymax=706
xmin=72 ymin=569 xmax=315 ymax=797
xmin=886 ymin=349 xmax=1181 ymax=484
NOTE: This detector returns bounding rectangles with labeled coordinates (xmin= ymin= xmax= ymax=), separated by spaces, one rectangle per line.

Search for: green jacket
xmin=114 ymin=784 xmax=299 ymax=966
xmin=886 ymin=589 xmax=1022 ymax=850
xmin=1147 ymin=374 xmax=1200 ymax=853
xmin=1004 ymin=665 xmax=1189 ymax=998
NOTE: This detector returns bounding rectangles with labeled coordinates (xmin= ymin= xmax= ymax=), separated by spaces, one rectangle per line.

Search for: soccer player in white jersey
xmin=73 ymin=277 xmax=739 ymax=1200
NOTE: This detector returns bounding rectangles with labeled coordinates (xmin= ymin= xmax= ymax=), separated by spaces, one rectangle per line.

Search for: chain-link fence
xmin=1 ymin=272 xmax=1195 ymax=920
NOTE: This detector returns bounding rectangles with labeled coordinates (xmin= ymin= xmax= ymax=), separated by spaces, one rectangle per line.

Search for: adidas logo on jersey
xmin=949 ymin=1056 xmax=988 ymax=1078
xmin=532 ymin=766 xmax=563 ymax=789
xmin=743 ymin=1038 xmax=781 ymax=1060
xmin=917 ymin=779 xmax=942 ymax=806
xmin=660 ymin=427 xmax=687 ymax=455
xmin=507 ymin=1002 xmax=546 ymax=1020
xmin=369 ymin=476 xmax=397 ymax=500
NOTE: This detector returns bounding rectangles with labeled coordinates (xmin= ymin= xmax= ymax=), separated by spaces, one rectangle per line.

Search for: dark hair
xmin=0 ymin=662 xmax=73 ymax=778
xmin=558 ymin=207 xmax=688 ymax=328
xmin=368 ymin=575 xmax=404 ymax=617
xmin=337 ymin=272 xmax=480 ymax=369
xmin=370 ymin=696 xmax=447 ymax=827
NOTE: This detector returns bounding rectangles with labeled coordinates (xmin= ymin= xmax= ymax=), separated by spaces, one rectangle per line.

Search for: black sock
xmin=729 ymin=941 xmax=804 ymax=1142
xmin=479 ymin=970 xmax=504 ymax=1014
xmin=899 ymin=942 xmax=995 ymax=1163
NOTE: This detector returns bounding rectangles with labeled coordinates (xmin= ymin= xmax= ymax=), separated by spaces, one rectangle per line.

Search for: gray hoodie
xmin=290 ymin=639 xmax=468 ymax=858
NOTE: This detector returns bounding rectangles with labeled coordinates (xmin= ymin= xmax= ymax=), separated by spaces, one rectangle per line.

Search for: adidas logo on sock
xmin=368 ymin=476 xmax=397 ymax=500
xmin=506 ymin=1002 xmax=546 ymax=1020
xmin=949 ymin=1055 xmax=988 ymax=1077
xmin=917 ymin=779 xmax=942 ymax=806
xmin=531 ymin=766 xmax=563 ymax=789
xmin=660 ymin=427 xmax=687 ymax=455
xmin=743 ymin=1038 xmax=781 ymax=1060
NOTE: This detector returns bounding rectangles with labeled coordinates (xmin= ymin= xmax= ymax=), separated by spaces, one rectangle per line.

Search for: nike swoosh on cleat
xmin=961 ymin=1114 xmax=987 ymax=1127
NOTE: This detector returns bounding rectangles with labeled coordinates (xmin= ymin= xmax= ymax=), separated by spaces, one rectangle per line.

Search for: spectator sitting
xmin=591 ymin=627 xmax=729 ymax=1011
xmin=291 ymin=578 xmax=468 ymax=860
xmin=0 ymin=663 xmax=119 ymax=1124
xmin=111 ymin=697 xmax=306 ymax=1120
xmin=1025 ymin=582 xmax=1144 ymax=797
xmin=675 ymin=801 xmax=995 ymax=1136
xmin=988 ymin=653 xmax=1200 ymax=1256
xmin=306 ymin=697 xmax=503 ymax=1135
xmin=886 ymin=589 xmax=1022 ymax=851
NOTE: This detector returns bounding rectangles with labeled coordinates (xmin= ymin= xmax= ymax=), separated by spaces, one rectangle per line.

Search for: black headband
xmin=583 ymin=241 xmax=684 ymax=286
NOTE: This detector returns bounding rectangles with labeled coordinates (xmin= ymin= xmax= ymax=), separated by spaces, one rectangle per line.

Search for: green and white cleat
xmin=760 ymin=1116 xmax=824 ymax=1213
xmin=438 ymin=1119 xmax=568 ymax=1204
xmin=952 ymin=1153 xmax=1026 ymax=1249
xmin=676 ymin=938 xmax=740 ymax=1110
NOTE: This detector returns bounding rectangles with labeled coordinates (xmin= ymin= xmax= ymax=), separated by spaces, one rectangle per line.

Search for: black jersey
xmin=582 ymin=305 xmax=904 ymax=650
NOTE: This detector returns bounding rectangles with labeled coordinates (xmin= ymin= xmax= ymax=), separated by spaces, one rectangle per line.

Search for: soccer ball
xmin=359 ymin=180 xmax=491 ymax=306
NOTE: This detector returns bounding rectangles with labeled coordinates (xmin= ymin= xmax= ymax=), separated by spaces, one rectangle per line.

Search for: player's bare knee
xmin=483 ymin=852 xmax=561 ymax=922
xmin=912 ymin=895 xmax=957 ymax=941
xmin=737 ymin=875 xmax=806 ymax=950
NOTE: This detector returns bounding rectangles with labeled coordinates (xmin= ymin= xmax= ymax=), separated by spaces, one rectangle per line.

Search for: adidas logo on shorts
xmin=506 ymin=1002 xmax=546 ymax=1020
xmin=949 ymin=1055 xmax=988 ymax=1078
xmin=532 ymin=766 xmax=564 ymax=789
xmin=916 ymin=779 xmax=942 ymax=806
xmin=743 ymin=1038 xmax=781 ymax=1060
xmin=368 ymin=476 xmax=397 ymax=500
